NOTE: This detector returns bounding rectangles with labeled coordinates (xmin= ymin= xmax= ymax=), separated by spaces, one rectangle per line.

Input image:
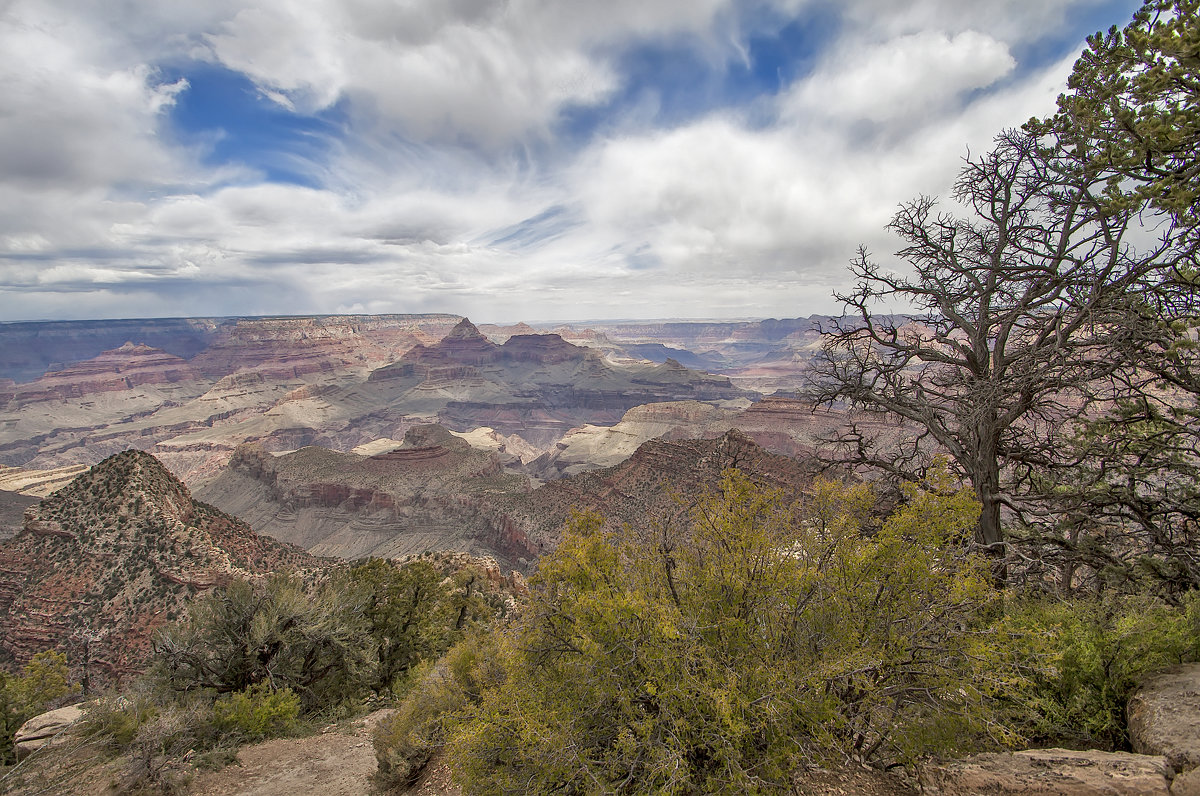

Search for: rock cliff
xmin=10 ymin=343 xmax=203 ymax=404
xmin=366 ymin=319 xmax=752 ymax=447
xmin=196 ymin=425 xmax=536 ymax=567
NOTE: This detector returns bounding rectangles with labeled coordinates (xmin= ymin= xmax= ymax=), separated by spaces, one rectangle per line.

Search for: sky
xmin=0 ymin=0 xmax=1143 ymax=323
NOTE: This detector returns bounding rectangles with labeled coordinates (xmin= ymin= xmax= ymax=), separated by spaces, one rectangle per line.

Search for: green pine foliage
xmin=996 ymin=593 xmax=1200 ymax=750
xmin=1040 ymin=0 xmax=1200 ymax=222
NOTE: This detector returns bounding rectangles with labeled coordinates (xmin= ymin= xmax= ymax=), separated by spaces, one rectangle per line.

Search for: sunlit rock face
xmin=366 ymin=319 xmax=754 ymax=448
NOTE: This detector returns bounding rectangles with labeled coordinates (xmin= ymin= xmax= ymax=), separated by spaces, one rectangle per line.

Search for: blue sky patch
xmin=163 ymin=63 xmax=345 ymax=189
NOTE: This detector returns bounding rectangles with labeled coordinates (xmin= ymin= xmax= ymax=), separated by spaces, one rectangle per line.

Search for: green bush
xmin=445 ymin=468 xmax=1011 ymax=794
xmin=374 ymin=663 xmax=464 ymax=788
xmin=373 ymin=632 xmax=506 ymax=788
xmin=999 ymin=592 xmax=1200 ymax=749
xmin=212 ymin=684 xmax=300 ymax=742
xmin=152 ymin=574 xmax=373 ymax=714
xmin=1 ymin=650 xmax=79 ymax=765
xmin=81 ymin=693 xmax=160 ymax=750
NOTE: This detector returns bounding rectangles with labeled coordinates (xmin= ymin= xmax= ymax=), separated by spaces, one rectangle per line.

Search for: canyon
xmin=196 ymin=426 xmax=832 ymax=573
xmin=0 ymin=312 xmax=868 ymax=579
xmin=0 ymin=315 xmax=769 ymax=484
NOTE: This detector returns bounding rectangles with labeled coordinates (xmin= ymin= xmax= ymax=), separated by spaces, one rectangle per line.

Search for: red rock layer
xmin=13 ymin=343 xmax=203 ymax=403
xmin=499 ymin=333 xmax=585 ymax=365
xmin=187 ymin=315 xmax=463 ymax=380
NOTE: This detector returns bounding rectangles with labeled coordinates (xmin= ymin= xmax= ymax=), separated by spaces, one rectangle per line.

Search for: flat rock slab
xmin=1129 ymin=664 xmax=1200 ymax=774
xmin=922 ymin=748 xmax=1172 ymax=795
xmin=13 ymin=704 xmax=85 ymax=760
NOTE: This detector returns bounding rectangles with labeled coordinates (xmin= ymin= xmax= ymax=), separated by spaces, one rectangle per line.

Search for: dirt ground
xmin=1 ymin=711 xmax=912 ymax=796
xmin=189 ymin=733 xmax=913 ymax=796
xmin=189 ymin=710 xmax=398 ymax=796
xmin=791 ymin=766 xmax=917 ymax=795
xmin=188 ymin=710 xmax=463 ymax=796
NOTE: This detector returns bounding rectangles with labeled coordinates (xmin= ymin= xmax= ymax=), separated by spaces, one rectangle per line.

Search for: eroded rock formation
xmin=0 ymin=450 xmax=317 ymax=685
xmin=362 ymin=319 xmax=753 ymax=448
xmin=197 ymin=425 xmax=536 ymax=567
xmin=494 ymin=429 xmax=825 ymax=556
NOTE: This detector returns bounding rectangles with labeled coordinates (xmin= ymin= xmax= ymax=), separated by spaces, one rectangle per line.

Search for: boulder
xmin=13 ymin=703 xmax=85 ymax=759
xmin=922 ymin=748 xmax=1172 ymax=795
xmin=1129 ymin=664 xmax=1200 ymax=774
xmin=1171 ymin=768 xmax=1200 ymax=796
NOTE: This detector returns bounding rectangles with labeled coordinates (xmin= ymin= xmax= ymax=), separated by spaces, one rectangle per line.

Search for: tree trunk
xmin=972 ymin=439 xmax=1007 ymax=583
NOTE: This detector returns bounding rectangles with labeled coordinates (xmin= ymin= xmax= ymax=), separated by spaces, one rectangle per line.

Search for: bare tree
xmin=808 ymin=130 xmax=1174 ymax=566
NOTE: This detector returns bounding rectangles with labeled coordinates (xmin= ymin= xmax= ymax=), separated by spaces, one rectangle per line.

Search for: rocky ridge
xmin=0 ymin=450 xmax=318 ymax=684
xmin=548 ymin=315 xmax=831 ymax=392
xmin=11 ymin=343 xmax=203 ymax=404
xmin=0 ymin=314 xmax=463 ymax=386
xmin=526 ymin=396 xmax=875 ymax=480
xmin=494 ymin=428 xmax=825 ymax=555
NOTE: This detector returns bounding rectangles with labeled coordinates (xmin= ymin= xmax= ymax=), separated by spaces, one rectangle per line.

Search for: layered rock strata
xmin=197 ymin=425 xmax=535 ymax=567
xmin=366 ymin=319 xmax=752 ymax=447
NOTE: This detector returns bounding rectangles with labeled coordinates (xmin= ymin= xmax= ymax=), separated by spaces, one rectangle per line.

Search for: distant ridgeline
xmin=0 ymin=314 xmax=466 ymax=384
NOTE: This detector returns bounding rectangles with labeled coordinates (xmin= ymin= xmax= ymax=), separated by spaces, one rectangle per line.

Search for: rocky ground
xmin=1 ymin=713 xmax=915 ymax=796
xmin=188 ymin=710 xmax=398 ymax=796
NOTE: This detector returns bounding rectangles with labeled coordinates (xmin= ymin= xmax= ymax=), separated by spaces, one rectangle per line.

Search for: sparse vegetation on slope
xmin=0 ymin=449 xmax=319 ymax=688
xmin=67 ymin=554 xmax=517 ymax=793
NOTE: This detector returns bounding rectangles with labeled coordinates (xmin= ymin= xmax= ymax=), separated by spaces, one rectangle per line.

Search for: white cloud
xmin=561 ymin=42 xmax=1082 ymax=317
xmin=0 ymin=6 xmax=188 ymax=192
xmin=0 ymin=0 xmax=1146 ymax=322
xmin=784 ymin=31 xmax=1015 ymax=127
xmin=203 ymin=0 xmax=737 ymax=147
xmin=838 ymin=0 xmax=1114 ymax=40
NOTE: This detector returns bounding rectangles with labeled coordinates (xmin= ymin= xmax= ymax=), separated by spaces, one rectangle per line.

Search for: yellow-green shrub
xmin=374 ymin=632 xmax=506 ymax=788
xmin=81 ymin=693 xmax=160 ymax=750
xmin=999 ymin=592 xmax=1200 ymax=749
xmin=446 ymin=468 xmax=1010 ymax=794
xmin=1 ymin=650 xmax=79 ymax=764
xmin=211 ymin=684 xmax=300 ymax=741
